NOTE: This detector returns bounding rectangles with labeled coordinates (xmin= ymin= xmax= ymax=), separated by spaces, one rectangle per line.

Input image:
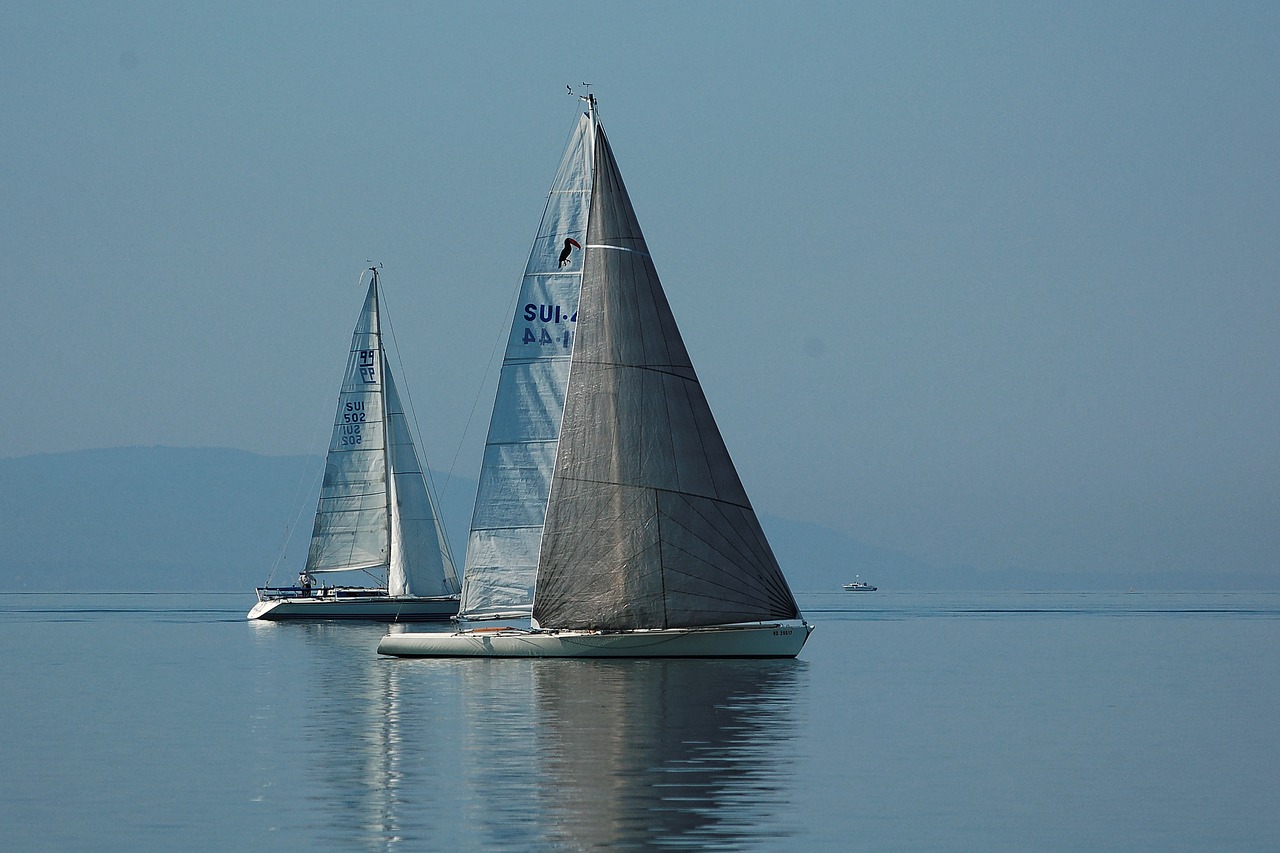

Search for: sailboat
xmin=378 ymin=96 xmax=811 ymax=656
xmin=249 ymin=267 xmax=460 ymax=620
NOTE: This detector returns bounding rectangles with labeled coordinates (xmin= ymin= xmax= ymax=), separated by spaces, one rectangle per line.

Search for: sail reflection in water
xmin=529 ymin=660 xmax=807 ymax=850
xmin=249 ymin=622 xmax=466 ymax=849
xmin=250 ymin=622 xmax=806 ymax=850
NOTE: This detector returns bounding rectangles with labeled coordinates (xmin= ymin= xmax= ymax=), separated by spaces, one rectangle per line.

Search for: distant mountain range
xmin=0 ymin=447 xmax=1267 ymax=592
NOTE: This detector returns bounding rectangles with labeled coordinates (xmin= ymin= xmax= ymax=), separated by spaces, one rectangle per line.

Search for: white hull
xmin=377 ymin=620 xmax=813 ymax=658
xmin=247 ymin=594 xmax=458 ymax=621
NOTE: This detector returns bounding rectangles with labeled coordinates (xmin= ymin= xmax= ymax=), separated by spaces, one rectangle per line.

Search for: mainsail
xmin=306 ymin=271 xmax=458 ymax=597
xmin=531 ymin=124 xmax=801 ymax=631
xmin=307 ymin=279 xmax=390 ymax=574
xmin=459 ymin=110 xmax=595 ymax=618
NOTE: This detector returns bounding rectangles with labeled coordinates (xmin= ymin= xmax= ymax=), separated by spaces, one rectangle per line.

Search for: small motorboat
xmin=842 ymin=576 xmax=877 ymax=592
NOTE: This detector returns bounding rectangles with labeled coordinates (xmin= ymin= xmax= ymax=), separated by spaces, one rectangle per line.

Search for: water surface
xmin=2 ymin=591 xmax=1277 ymax=850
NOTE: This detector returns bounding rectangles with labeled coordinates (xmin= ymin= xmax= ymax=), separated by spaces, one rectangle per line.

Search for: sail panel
xmin=458 ymin=526 xmax=539 ymax=618
xmin=460 ymin=112 xmax=593 ymax=617
xmin=531 ymin=481 xmax=666 ymax=629
xmin=471 ymin=440 xmax=560 ymax=529
xmin=533 ymin=125 xmax=799 ymax=631
xmin=484 ymin=359 xmax=572 ymax=445
xmin=306 ymin=280 xmax=389 ymax=573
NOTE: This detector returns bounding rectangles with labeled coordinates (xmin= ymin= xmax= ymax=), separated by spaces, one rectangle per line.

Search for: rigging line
xmin=265 ymin=455 xmax=324 ymax=586
xmin=377 ymin=275 xmax=457 ymax=568
xmin=451 ymin=114 xmax=590 ymax=495
xmin=440 ymin=256 xmax=524 ymax=499
xmin=267 ymin=454 xmax=325 ymax=583
xmin=266 ymin=299 xmax=343 ymax=585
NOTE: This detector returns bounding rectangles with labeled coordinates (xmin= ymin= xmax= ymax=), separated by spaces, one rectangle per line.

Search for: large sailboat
xmin=379 ymin=96 xmax=811 ymax=656
xmin=249 ymin=267 xmax=460 ymax=620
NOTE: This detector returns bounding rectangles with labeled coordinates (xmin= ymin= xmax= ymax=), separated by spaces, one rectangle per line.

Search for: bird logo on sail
xmin=557 ymin=238 xmax=582 ymax=268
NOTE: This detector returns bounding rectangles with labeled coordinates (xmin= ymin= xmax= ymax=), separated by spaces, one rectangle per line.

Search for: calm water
xmin=2 ymin=591 xmax=1278 ymax=851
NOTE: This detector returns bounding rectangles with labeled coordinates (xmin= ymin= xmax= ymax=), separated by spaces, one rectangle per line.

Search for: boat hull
xmin=247 ymin=594 xmax=459 ymax=621
xmin=377 ymin=621 xmax=813 ymax=658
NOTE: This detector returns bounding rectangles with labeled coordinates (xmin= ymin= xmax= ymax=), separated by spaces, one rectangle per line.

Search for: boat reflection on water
xmin=247 ymin=621 xmax=451 ymax=848
xmin=248 ymin=621 xmax=807 ymax=850
xmin=527 ymin=659 xmax=808 ymax=850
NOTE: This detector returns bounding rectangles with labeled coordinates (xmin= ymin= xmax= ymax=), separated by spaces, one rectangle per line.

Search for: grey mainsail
xmin=532 ymin=124 xmax=800 ymax=631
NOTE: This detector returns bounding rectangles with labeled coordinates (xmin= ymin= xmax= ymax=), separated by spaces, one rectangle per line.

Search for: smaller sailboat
xmin=249 ymin=267 xmax=460 ymax=620
xmin=842 ymin=576 xmax=877 ymax=592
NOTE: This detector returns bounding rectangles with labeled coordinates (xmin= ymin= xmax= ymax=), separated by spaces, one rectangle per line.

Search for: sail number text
xmin=521 ymin=303 xmax=576 ymax=349
xmin=340 ymin=401 xmax=366 ymax=446
xmin=358 ymin=349 xmax=378 ymax=383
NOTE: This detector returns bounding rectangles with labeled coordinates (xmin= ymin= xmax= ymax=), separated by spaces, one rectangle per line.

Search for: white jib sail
xmin=384 ymin=363 xmax=459 ymax=597
xmin=459 ymin=110 xmax=594 ymax=618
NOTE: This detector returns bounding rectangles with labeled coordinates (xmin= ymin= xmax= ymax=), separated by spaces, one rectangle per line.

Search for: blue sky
xmin=3 ymin=1 xmax=1277 ymax=581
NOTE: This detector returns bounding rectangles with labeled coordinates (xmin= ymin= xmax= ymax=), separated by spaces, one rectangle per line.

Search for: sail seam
xmin=562 ymin=360 xmax=696 ymax=380
xmin=664 ymin=498 xmax=769 ymax=576
xmin=586 ymin=243 xmax=651 ymax=258
xmin=550 ymin=474 xmax=758 ymax=513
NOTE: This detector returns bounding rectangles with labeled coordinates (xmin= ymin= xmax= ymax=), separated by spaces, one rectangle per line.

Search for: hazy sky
xmin=3 ymin=1 xmax=1277 ymax=581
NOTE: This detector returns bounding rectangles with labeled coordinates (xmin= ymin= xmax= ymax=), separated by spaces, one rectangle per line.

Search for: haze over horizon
xmin=3 ymin=3 xmax=1277 ymax=584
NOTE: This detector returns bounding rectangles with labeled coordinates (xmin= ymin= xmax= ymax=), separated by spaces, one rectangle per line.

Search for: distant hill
xmin=0 ymin=447 xmax=316 ymax=591
xmin=0 ymin=446 xmax=936 ymax=593
xmin=2 ymin=447 xmax=1266 ymax=593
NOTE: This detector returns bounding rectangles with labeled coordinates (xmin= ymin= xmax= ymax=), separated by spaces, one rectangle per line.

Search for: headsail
xmin=384 ymin=363 xmax=459 ymax=597
xmin=306 ymin=279 xmax=390 ymax=574
xmin=532 ymin=124 xmax=801 ymax=631
xmin=459 ymin=109 xmax=595 ymax=618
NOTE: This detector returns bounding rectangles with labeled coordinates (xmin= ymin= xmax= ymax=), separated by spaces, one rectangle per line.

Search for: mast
xmin=370 ymin=264 xmax=393 ymax=587
xmin=583 ymin=87 xmax=597 ymax=161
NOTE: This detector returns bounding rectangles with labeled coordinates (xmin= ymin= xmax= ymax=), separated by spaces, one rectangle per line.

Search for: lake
xmin=2 ymin=591 xmax=1277 ymax=850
